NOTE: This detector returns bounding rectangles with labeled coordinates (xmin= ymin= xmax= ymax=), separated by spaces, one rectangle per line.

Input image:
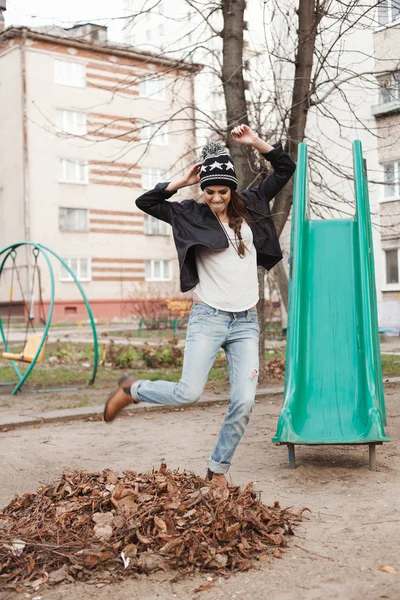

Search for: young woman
xmin=103 ymin=124 xmax=296 ymax=487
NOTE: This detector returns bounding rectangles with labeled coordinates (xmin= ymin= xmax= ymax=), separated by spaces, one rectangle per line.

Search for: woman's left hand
xmin=231 ymin=124 xmax=258 ymax=145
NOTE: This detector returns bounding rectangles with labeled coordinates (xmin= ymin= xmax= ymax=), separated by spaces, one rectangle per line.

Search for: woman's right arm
xmin=135 ymin=163 xmax=202 ymax=223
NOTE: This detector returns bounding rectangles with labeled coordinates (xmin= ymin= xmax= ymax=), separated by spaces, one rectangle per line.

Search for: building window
xmin=58 ymin=159 xmax=88 ymax=184
xmin=54 ymin=59 xmax=86 ymax=87
xmin=141 ymin=167 xmax=166 ymax=189
xmin=140 ymin=122 xmax=168 ymax=146
xmin=60 ymin=258 xmax=91 ymax=282
xmin=144 ymin=215 xmax=169 ymax=236
xmin=59 ymin=208 xmax=89 ymax=231
xmin=379 ymin=72 xmax=400 ymax=104
xmin=385 ymin=249 xmax=399 ymax=284
xmin=139 ymin=76 xmax=166 ymax=100
xmin=383 ymin=162 xmax=400 ymax=199
xmin=378 ymin=0 xmax=400 ymax=25
xmin=56 ymin=110 xmax=87 ymax=135
xmin=126 ymin=32 xmax=135 ymax=45
xmin=145 ymin=259 xmax=172 ymax=281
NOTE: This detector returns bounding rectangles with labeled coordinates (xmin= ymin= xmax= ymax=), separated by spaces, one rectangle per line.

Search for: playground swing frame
xmin=0 ymin=242 xmax=99 ymax=395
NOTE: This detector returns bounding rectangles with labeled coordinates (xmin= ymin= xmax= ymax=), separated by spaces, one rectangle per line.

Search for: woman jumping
xmin=103 ymin=124 xmax=296 ymax=487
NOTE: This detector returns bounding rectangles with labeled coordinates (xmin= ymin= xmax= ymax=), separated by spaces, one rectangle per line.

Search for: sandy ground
xmin=1 ymin=386 xmax=400 ymax=600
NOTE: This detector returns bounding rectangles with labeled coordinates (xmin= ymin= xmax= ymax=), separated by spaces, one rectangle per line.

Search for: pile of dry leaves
xmin=266 ymin=358 xmax=286 ymax=380
xmin=0 ymin=465 xmax=308 ymax=592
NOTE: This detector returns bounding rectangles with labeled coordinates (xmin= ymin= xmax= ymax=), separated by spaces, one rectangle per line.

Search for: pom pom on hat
xmin=201 ymin=141 xmax=226 ymax=160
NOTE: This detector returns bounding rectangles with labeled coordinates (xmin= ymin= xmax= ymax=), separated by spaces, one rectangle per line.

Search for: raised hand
xmin=182 ymin=162 xmax=203 ymax=186
xmin=166 ymin=162 xmax=203 ymax=192
xmin=231 ymin=124 xmax=258 ymax=145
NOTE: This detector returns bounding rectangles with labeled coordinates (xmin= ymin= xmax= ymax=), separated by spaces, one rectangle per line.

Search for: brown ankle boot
xmin=206 ymin=468 xmax=228 ymax=488
xmin=103 ymin=374 xmax=139 ymax=423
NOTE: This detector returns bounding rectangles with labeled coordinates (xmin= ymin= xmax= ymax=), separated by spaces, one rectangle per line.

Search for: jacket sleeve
xmin=135 ymin=181 xmax=180 ymax=224
xmin=246 ymin=143 xmax=296 ymax=203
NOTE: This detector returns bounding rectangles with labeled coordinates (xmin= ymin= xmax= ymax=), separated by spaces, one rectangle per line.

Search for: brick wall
xmin=382 ymin=291 xmax=400 ymax=301
xmin=380 ymin=200 xmax=400 ymax=239
xmin=374 ymin=24 xmax=400 ymax=72
xmin=376 ymin=114 xmax=400 ymax=162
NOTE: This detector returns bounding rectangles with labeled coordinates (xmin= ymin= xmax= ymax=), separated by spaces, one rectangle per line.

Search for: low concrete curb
xmin=0 ymin=386 xmax=284 ymax=430
xmin=1 ymin=376 xmax=398 ymax=431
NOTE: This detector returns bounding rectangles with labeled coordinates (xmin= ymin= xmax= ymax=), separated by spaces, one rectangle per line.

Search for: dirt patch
xmin=0 ymin=389 xmax=399 ymax=599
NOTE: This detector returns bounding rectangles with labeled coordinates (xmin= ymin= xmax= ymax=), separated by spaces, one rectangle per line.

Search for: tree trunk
xmin=257 ymin=266 xmax=267 ymax=382
xmin=221 ymin=0 xmax=267 ymax=379
xmin=221 ymin=0 xmax=253 ymax=190
xmin=274 ymin=260 xmax=289 ymax=313
xmin=271 ymin=0 xmax=323 ymax=309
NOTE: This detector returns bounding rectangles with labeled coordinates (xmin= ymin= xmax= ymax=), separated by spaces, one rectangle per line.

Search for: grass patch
xmin=0 ymin=363 xmax=228 ymax=390
xmin=381 ymin=354 xmax=400 ymax=377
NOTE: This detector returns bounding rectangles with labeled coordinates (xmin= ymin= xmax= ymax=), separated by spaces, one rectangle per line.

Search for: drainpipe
xmin=21 ymin=27 xmax=33 ymax=305
xmin=0 ymin=1 xmax=6 ymax=33
xmin=21 ymin=27 xmax=30 ymax=243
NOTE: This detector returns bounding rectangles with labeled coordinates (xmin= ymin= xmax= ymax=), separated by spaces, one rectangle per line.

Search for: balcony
xmin=372 ymin=99 xmax=400 ymax=117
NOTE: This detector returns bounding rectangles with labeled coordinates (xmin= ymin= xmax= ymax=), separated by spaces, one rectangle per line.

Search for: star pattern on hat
xmin=200 ymin=165 xmax=208 ymax=173
xmin=225 ymin=161 xmax=235 ymax=171
xmin=208 ymin=161 xmax=224 ymax=171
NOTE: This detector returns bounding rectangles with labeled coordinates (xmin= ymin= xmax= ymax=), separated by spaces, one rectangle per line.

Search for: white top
xmin=193 ymin=220 xmax=259 ymax=312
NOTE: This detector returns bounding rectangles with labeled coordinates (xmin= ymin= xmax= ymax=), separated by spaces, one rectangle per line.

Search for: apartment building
xmin=0 ymin=24 xmax=198 ymax=321
xmin=373 ymin=2 xmax=400 ymax=329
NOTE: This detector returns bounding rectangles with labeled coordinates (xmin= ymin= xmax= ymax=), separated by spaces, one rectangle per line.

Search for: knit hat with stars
xmin=199 ymin=141 xmax=238 ymax=190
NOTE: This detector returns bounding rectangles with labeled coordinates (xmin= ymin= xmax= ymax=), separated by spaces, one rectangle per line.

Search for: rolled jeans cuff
xmin=130 ymin=380 xmax=143 ymax=402
xmin=207 ymin=456 xmax=230 ymax=475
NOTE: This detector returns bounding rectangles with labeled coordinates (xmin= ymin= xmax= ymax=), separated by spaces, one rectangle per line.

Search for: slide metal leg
xmin=369 ymin=444 xmax=377 ymax=471
xmin=288 ymin=444 xmax=296 ymax=469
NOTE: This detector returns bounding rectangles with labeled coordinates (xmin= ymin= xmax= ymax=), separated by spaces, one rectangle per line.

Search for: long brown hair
xmin=227 ymin=189 xmax=251 ymax=257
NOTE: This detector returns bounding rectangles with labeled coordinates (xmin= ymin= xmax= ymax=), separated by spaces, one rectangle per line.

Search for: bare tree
xmin=31 ymin=0 xmax=389 ymax=377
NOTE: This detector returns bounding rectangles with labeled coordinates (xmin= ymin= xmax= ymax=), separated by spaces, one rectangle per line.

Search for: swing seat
xmin=2 ymin=335 xmax=47 ymax=363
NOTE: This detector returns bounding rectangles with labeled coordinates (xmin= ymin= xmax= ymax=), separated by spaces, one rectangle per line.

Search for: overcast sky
xmin=5 ymin=0 xmax=123 ymax=28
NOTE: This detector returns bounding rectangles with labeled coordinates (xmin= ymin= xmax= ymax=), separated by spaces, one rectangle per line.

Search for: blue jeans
xmin=131 ymin=302 xmax=259 ymax=474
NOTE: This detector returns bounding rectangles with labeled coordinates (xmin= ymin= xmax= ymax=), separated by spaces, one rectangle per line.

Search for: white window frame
xmin=383 ymin=248 xmax=400 ymax=290
xmin=140 ymin=122 xmax=168 ymax=146
xmin=144 ymin=215 xmax=170 ymax=236
xmin=381 ymin=161 xmax=400 ymax=202
xmin=56 ymin=109 xmax=87 ymax=136
xmin=58 ymin=158 xmax=89 ymax=185
xmin=145 ymin=259 xmax=172 ymax=281
xmin=54 ymin=59 xmax=86 ymax=88
xmin=378 ymin=72 xmax=400 ymax=105
xmin=141 ymin=167 xmax=166 ymax=189
xmin=378 ymin=0 xmax=400 ymax=26
xmin=126 ymin=32 xmax=136 ymax=45
xmin=139 ymin=76 xmax=166 ymax=100
xmin=59 ymin=207 xmax=89 ymax=232
xmin=60 ymin=258 xmax=91 ymax=282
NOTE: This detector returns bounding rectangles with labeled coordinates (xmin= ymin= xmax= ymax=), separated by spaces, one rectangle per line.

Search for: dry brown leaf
xmin=379 ymin=565 xmax=397 ymax=574
xmin=104 ymin=470 xmax=119 ymax=485
xmin=136 ymin=531 xmax=152 ymax=545
xmin=122 ymin=544 xmax=138 ymax=557
xmin=154 ymin=516 xmax=167 ymax=533
xmin=137 ymin=552 xmax=167 ymax=573
xmin=193 ymin=582 xmax=216 ymax=593
xmin=48 ymin=565 xmax=69 ymax=584
xmin=0 ymin=465 xmax=305 ymax=588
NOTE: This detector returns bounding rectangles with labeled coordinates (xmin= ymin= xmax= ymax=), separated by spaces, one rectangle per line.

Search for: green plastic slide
xmin=272 ymin=142 xmax=389 ymax=467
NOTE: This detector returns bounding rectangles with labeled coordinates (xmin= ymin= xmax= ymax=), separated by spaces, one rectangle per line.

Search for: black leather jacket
xmin=136 ymin=143 xmax=296 ymax=292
